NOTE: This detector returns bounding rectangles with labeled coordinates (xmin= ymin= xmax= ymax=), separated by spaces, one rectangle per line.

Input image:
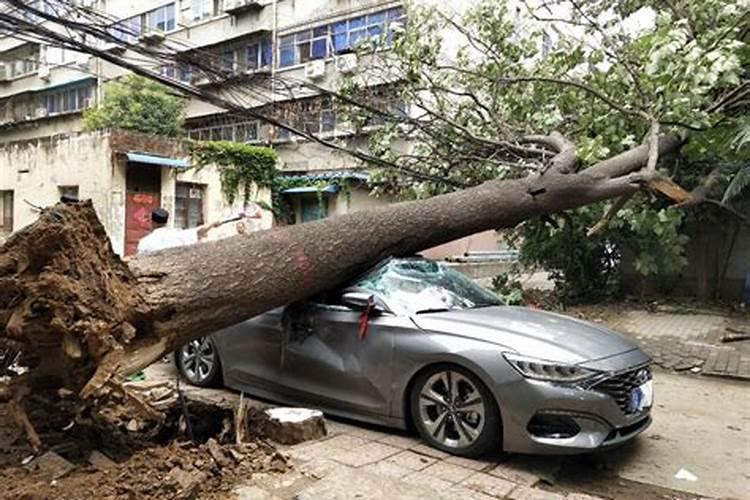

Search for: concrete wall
xmin=0 ymin=130 xmax=116 ymax=242
xmin=0 ymin=129 xmax=271 ymax=253
xmin=421 ymin=231 xmax=500 ymax=260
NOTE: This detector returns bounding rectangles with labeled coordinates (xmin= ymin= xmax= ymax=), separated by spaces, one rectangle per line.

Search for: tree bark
xmin=0 ymin=137 xmax=679 ymax=399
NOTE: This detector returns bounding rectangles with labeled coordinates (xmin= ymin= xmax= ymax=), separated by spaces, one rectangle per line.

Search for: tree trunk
xmin=0 ymin=138 xmax=679 ymax=399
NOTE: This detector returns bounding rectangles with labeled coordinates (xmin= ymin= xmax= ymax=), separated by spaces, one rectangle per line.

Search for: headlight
xmin=503 ymin=353 xmax=601 ymax=383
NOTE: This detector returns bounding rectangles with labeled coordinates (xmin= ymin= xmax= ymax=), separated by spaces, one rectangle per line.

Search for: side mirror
xmin=341 ymin=291 xmax=386 ymax=314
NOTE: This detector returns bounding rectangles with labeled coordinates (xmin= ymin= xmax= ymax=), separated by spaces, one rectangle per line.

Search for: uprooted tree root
xmin=0 ymin=389 xmax=289 ymax=500
xmin=0 ymin=201 xmax=151 ymax=391
xmin=0 ymin=201 xmax=162 ymax=448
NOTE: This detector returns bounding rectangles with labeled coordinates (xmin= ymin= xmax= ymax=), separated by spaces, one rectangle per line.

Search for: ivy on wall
xmin=189 ymin=140 xmax=278 ymax=205
xmin=189 ymin=140 xmax=360 ymax=224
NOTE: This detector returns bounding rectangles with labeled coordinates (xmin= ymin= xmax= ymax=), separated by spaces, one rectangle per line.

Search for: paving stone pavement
xmin=272 ymin=419 xmax=608 ymax=500
xmin=582 ymin=309 xmax=750 ymax=380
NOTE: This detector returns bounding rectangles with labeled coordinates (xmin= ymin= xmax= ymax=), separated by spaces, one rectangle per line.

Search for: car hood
xmin=410 ymin=306 xmax=639 ymax=365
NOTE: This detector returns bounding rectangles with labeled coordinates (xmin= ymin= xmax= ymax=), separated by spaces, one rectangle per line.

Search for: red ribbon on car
xmin=358 ymin=296 xmax=375 ymax=340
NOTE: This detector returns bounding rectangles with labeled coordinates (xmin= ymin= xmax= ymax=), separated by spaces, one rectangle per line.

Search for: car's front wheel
xmin=410 ymin=364 xmax=500 ymax=457
xmin=176 ymin=336 xmax=222 ymax=387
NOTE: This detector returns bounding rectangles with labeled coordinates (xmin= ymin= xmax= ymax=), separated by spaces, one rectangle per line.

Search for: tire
xmin=175 ymin=336 xmax=222 ymax=387
xmin=410 ymin=364 xmax=501 ymax=457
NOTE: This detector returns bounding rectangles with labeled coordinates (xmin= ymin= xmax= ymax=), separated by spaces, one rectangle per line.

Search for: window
xmin=279 ymin=35 xmax=296 ymax=68
xmin=3 ymin=45 xmax=40 ymax=78
xmin=110 ymin=4 xmax=175 ymax=42
xmin=146 ymin=3 xmax=176 ymax=32
xmin=159 ymin=65 xmax=176 ymax=79
xmin=43 ymin=83 xmax=93 ymax=116
xmin=175 ymin=183 xmax=205 ymax=229
xmin=277 ymin=7 xmax=405 ymax=68
xmin=246 ymin=40 xmax=273 ymax=70
xmin=191 ymin=0 xmax=221 ymax=21
xmin=273 ymin=97 xmax=337 ymax=139
xmin=357 ymin=259 xmax=501 ymax=316
xmin=300 ymin=196 xmax=328 ymax=223
xmin=161 ymin=63 xmax=193 ymax=82
xmin=58 ymin=185 xmax=79 ymax=200
xmin=111 ymin=15 xmax=142 ymax=44
xmin=0 ymin=191 xmax=13 ymax=233
xmin=187 ymin=120 xmax=260 ymax=143
xmin=221 ymin=50 xmax=236 ymax=73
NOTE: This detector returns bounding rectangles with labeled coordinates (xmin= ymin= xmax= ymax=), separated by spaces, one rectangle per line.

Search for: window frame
xmin=276 ymin=7 xmax=406 ymax=69
xmin=0 ymin=190 xmax=13 ymax=233
xmin=174 ymin=182 xmax=206 ymax=230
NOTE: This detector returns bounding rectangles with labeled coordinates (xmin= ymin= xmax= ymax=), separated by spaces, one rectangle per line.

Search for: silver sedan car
xmin=177 ymin=257 xmax=653 ymax=457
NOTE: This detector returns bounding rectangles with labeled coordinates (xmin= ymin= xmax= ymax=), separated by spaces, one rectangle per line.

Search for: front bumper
xmin=496 ymin=353 xmax=653 ymax=454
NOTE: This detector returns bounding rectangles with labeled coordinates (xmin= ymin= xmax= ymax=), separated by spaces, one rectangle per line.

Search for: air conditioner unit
xmin=38 ymin=65 xmax=50 ymax=80
xmin=139 ymin=32 xmax=165 ymax=44
xmin=335 ymin=53 xmax=358 ymax=74
xmin=36 ymin=107 xmax=48 ymax=118
xmin=304 ymin=60 xmax=326 ymax=80
xmin=224 ymin=0 xmax=263 ymax=15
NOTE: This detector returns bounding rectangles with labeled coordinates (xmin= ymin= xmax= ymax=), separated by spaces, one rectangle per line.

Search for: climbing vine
xmin=270 ymin=176 xmax=353 ymax=225
xmin=189 ymin=141 xmax=278 ymax=205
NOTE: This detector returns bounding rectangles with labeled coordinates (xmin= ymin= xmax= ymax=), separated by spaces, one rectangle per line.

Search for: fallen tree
xmin=0 ymin=0 xmax=746 ymax=449
xmin=0 ymin=135 xmax=679 ymax=402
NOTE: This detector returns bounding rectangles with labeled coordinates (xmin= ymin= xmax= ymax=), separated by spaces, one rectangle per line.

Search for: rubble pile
xmin=0 ymin=384 xmax=289 ymax=500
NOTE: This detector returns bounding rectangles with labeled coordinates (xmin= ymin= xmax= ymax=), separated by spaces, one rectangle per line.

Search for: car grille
xmin=591 ymin=365 xmax=652 ymax=415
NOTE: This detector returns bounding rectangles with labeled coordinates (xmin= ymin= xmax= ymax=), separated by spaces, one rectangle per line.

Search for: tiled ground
xmin=599 ymin=309 xmax=750 ymax=380
xmin=278 ymin=419 xmax=602 ymax=500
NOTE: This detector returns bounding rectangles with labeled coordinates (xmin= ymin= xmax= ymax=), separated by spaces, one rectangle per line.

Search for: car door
xmin=213 ymin=307 xmax=285 ymax=393
xmin=280 ymin=298 xmax=415 ymax=420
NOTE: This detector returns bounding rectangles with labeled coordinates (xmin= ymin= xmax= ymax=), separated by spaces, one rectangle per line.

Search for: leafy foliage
xmin=490 ymin=272 xmax=524 ymax=305
xmin=189 ymin=141 xmax=278 ymax=205
xmin=84 ymin=75 xmax=186 ymax=137
xmin=340 ymin=0 xmax=748 ymax=302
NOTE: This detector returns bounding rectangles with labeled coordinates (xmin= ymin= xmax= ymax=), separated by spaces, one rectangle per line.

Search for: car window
xmin=355 ymin=259 xmax=502 ymax=315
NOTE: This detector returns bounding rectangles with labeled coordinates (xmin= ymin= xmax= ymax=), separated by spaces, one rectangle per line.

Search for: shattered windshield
xmin=356 ymin=259 xmax=503 ymax=315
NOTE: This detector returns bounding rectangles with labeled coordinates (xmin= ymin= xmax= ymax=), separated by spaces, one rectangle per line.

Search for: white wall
xmin=0 ymin=130 xmax=272 ymax=252
xmin=0 ymin=130 xmax=117 ymax=240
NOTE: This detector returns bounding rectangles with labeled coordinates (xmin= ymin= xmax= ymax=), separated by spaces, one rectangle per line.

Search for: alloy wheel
xmin=179 ymin=336 xmax=216 ymax=384
xmin=418 ymin=369 xmax=486 ymax=448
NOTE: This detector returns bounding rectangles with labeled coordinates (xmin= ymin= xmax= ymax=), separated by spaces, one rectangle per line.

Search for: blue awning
xmin=126 ymin=152 xmax=190 ymax=169
xmin=282 ymin=185 xmax=339 ymax=194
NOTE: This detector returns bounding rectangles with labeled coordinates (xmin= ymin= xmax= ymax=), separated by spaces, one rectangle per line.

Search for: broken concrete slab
xmin=23 ymin=451 xmax=75 ymax=480
xmin=87 ymin=450 xmax=117 ymax=470
xmin=264 ymin=408 xmax=326 ymax=445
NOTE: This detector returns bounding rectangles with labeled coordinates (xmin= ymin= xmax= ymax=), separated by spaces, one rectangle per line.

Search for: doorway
xmin=124 ymin=164 xmax=161 ymax=256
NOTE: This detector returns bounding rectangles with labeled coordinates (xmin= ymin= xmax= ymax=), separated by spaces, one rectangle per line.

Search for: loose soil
xmin=0 ymin=396 xmax=289 ymax=500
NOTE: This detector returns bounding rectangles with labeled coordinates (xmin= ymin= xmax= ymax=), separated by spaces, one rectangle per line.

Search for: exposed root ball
xmin=0 ymin=201 xmax=149 ymax=396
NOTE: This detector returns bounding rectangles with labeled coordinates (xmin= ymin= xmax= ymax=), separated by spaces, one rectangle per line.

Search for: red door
xmin=125 ymin=192 xmax=160 ymax=256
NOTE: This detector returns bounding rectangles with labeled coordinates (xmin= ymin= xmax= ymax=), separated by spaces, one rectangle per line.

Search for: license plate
xmin=630 ymin=380 xmax=653 ymax=412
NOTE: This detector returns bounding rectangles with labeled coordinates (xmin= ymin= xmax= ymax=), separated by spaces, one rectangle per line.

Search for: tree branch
xmin=589 ymin=135 xmax=682 ymax=179
xmin=521 ymin=132 xmax=577 ymax=174
xmin=586 ymin=193 xmax=633 ymax=237
xmin=645 ymin=120 xmax=661 ymax=172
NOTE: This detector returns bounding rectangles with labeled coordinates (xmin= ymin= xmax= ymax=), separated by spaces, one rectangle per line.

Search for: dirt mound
xmin=0 ymin=201 xmax=151 ymax=398
xmin=0 ymin=391 xmax=288 ymax=500
xmin=0 ymin=439 xmax=287 ymax=500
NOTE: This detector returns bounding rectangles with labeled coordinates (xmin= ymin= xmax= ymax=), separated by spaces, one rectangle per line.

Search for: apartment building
xmin=0 ymin=0 xmax=499 ymax=257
